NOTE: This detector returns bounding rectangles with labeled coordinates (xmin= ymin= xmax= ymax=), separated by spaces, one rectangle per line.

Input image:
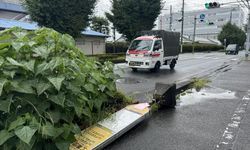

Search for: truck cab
xmin=126 ymin=30 xmax=180 ymax=72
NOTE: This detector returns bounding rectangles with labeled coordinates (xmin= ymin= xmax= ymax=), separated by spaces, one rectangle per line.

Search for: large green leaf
xmin=0 ymin=130 xmax=14 ymax=146
xmin=49 ymin=93 xmax=65 ymax=107
xmin=0 ymin=57 xmax=4 ymax=67
xmin=0 ymin=43 xmax=10 ymax=50
xmin=41 ymin=123 xmax=63 ymax=138
xmin=8 ymin=117 xmax=26 ymax=131
xmin=23 ymin=60 xmax=36 ymax=72
xmin=49 ymin=57 xmax=63 ymax=70
xmin=14 ymin=126 xmax=37 ymax=145
xmin=0 ymin=99 xmax=12 ymax=113
xmin=35 ymin=62 xmax=51 ymax=75
xmin=84 ymin=84 xmax=95 ymax=93
xmin=55 ymin=140 xmax=71 ymax=150
xmin=6 ymin=57 xmax=24 ymax=67
xmin=11 ymin=81 xmax=35 ymax=94
xmin=0 ymin=79 xmax=7 ymax=96
xmin=36 ymin=81 xmax=51 ymax=96
xmin=33 ymin=46 xmax=50 ymax=59
xmin=61 ymin=34 xmax=75 ymax=48
xmin=3 ymin=71 xmax=15 ymax=78
xmin=47 ymin=76 xmax=65 ymax=91
xmin=11 ymin=42 xmax=25 ymax=51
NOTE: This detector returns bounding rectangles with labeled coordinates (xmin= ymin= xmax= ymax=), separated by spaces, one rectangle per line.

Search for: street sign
xmin=70 ymin=103 xmax=150 ymax=150
xmin=200 ymin=14 xmax=206 ymax=20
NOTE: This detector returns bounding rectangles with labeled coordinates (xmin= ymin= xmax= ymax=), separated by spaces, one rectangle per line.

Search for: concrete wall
xmin=0 ymin=10 xmax=25 ymax=19
xmin=0 ymin=0 xmax=21 ymax=4
xmin=76 ymin=36 xmax=106 ymax=55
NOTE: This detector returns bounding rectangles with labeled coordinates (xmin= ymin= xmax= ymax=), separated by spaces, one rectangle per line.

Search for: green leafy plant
xmin=0 ymin=27 xmax=122 ymax=149
xmin=191 ymin=78 xmax=210 ymax=92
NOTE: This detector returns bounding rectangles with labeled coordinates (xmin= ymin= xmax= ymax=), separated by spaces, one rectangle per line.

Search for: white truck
xmin=126 ymin=30 xmax=180 ymax=72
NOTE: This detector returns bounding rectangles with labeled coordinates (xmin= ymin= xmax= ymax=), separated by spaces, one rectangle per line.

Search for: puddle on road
xmin=178 ymin=87 xmax=236 ymax=106
xmin=116 ymin=77 xmax=146 ymax=84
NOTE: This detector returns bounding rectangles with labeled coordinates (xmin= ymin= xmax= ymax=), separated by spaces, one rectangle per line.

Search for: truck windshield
xmin=226 ymin=44 xmax=237 ymax=50
xmin=129 ymin=40 xmax=153 ymax=51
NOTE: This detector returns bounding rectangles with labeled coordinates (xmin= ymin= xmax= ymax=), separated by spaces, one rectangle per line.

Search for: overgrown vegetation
xmin=191 ymin=78 xmax=210 ymax=92
xmin=88 ymin=53 xmax=126 ymax=64
xmin=0 ymin=27 xmax=129 ymax=150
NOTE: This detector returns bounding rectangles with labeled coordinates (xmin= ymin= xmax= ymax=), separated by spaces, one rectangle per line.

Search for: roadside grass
xmin=191 ymin=78 xmax=211 ymax=92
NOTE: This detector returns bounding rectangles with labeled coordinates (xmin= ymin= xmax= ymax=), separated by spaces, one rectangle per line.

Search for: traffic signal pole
xmin=180 ymin=0 xmax=184 ymax=53
xmin=205 ymin=1 xmax=249 ymax=57
xmin=169 ymin=5 xmax=173 ymax=31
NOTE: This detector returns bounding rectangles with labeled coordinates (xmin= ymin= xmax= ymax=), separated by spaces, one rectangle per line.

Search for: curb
xmin=70 ymin=103 xmax=150 ymax=150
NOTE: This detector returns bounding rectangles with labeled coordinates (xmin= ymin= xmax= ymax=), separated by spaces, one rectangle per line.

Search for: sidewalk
xmin=211 ymin=59 xmax=250 ymax=150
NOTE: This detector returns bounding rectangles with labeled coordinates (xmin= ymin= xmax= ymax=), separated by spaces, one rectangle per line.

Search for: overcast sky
xmin=94 ymin=0 xmax=239 ymax=16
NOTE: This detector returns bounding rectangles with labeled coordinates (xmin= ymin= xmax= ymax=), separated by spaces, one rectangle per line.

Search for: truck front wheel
xmin=170 ymin=60 xmax=176 ymax=70
xmin=132 ymin=68 xmax=138 ymax=72
xmin=150 ymin=62 xmax=161 ymax=72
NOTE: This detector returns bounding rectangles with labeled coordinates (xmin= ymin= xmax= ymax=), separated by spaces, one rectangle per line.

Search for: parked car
xmin=226 ymin=44 xmax=239 ymax=55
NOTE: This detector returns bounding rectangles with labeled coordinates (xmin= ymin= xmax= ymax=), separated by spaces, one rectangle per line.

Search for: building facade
xmin=0 ymin=0 xmax=26 ymax=20
xmin=159 ymin=5 xmax=245 ymax=40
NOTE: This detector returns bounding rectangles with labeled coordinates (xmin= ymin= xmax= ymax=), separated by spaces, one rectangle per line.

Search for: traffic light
xmin=205 ymin=2 xmax=220 ymax=9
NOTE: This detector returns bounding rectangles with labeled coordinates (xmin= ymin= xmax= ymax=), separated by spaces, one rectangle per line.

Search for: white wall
xmin=0 ymin=0 xmax=21 ymax=4
xmin=76 ymin=36 xmax=106 ymax=55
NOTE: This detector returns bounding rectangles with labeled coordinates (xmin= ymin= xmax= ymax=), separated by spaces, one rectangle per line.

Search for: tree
xmin=23 ymin=0 xmax=96 ymax=37
xmin=106 ymin=0 xmax=162 ymax=41
xmin=90 ymin=16 xmax=110 ymax=35
xmin=218 ymin=22 xmax=246 ymax=46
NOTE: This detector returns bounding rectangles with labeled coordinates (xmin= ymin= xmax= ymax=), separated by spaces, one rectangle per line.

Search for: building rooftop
xmin=0 ymin=2 xmax=26 ymax=13
xmin=0 ymin=18 xmax=109 ymax=37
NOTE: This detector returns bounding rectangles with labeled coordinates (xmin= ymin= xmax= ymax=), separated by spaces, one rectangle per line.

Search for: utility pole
xmin=238 ymin=0 xmax=250 ymax=57
xmin=112 ymin=27 xmax=116 ymax=53
xmin=180 ymin=0 xmax=185 ymax=53
xmin=192 ymin=16 xmax=197 ymax=54
xmin=229 ymin=7 xmax=233 ymax=24
xmin=169 ymin=5 xmax=173 ymax=31
xmin=246 ymin=12 xmax=250 ymax=57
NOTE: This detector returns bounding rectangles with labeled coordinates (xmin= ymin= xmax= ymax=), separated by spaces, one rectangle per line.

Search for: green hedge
xmin=106 ymin=42 xmax=129 ymax=53
xmin=106 ymin=42 xmax=223 ymax=54
xmin=87 ymin=53 xmax=126 ymax=63
xmin=183 ymin=43 xmax=224 ymax=53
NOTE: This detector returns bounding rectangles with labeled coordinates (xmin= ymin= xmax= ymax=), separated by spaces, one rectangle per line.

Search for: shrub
xmin=0 ymin=27 xmax=121 ymax=149
xmin=106 ymin=42 xmax=129 ymax=53
xmin=183 ymin=43 xmax=223 ymax=53
xmin=88 ymin=53 xmax=125 ymax=64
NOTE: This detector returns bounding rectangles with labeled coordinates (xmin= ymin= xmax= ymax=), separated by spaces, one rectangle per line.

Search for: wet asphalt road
xmin=103 ymin=52 xmax=247 ymax=150
xmin=114 ymin=52 xmax=242 ymax=102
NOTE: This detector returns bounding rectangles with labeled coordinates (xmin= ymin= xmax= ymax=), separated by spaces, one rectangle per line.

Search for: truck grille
xmin=129 ymin=61 xmax=143 ymax=66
